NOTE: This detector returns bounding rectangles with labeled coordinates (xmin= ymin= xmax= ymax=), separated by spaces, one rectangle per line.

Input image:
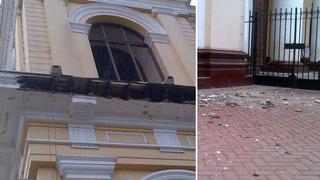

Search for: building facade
xmin=0 ymin=0 xmax=17 ymax=69
xmin=198 ymin=0 xmax=320 ymax=89
xmin=0 ymin=0 xmax=196 ymax=179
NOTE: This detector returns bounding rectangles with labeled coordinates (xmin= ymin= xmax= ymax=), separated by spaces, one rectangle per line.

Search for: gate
xmin=246 ymin=6 xmax=320 ymax=90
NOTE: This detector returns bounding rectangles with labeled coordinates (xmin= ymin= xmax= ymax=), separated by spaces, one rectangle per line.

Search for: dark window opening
xmin=89 ymin=23 xmax=164 ymax=82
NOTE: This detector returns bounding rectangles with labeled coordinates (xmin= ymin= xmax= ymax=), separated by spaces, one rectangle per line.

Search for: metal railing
xmin=246 ymin=6 xmax=320 ymax=85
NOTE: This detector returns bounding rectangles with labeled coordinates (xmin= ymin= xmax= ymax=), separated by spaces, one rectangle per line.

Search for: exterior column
xmin=204 ymin=0 xmax=212 ymax=48
xmin=56 ymin=156 xmax=117 ymax=179
xmin=155 ymin=13 xmax=195 ymax=85
xmin=197 ymin=0 xmax=207 ymax=49
xmin=310 ymin=0 xmax=320 ymax=61
xmin=43 ymin=0 xmax=81 ymax=76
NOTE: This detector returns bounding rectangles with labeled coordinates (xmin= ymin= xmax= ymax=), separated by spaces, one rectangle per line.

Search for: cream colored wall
xmin=21 ymin=0 xmax=52 ymax=73
xmin=34 ymin=165 xmax=188 ymax=180
xmin=209 ymin=0 xmax=246 ymax=51
xmin=17 ymin=0 xmax=195 ymax=86
xmin=22 ymin=123 xmax=195 ymax=179
xmin=36 ymin=168 xmax=62 ymax=180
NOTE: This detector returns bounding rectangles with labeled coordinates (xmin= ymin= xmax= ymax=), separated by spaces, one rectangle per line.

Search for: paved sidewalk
xmin=198 ymin=86 xmax=320 ymax=180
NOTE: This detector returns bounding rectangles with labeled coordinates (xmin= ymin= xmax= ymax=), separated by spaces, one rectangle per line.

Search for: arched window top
xmin=89 ymin=23 xmax=164 ymax=82
xmin=140 ymin=169 xmax=195 ymax=180
xmin=69 ymin=3 xmax=169 ymax=46
xmin=90 ymin=23 xmax=144 ymax=43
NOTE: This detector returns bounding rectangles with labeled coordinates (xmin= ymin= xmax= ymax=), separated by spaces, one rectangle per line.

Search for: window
xmin=68 ymin=124 xmax=97 ymax=149
xmin=153 ymin=129 xmax=183 ymax=153
xmin=105 ymin=131 xmax=148 ymax=144
xmin=89 ymin=23 xmax=163 ymax=82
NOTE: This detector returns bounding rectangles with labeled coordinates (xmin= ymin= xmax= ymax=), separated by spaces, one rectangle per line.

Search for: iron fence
xmin=246 ymin=6 xmax=320 ymax=89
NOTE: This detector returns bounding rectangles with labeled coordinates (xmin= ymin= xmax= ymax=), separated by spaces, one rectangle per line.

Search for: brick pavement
xmin=198 ymin=86 xmax=320 ymax=180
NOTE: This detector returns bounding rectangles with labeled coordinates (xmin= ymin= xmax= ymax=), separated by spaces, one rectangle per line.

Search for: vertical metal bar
xmin=272 ymin=9 xmax=277 ymax=77
xmin=248 ymin=10 xmax=252 ymax=75
xmin=298 ymin=8 xmax=303 ymax=64
xmin=283 ymin=9 xmax=288 ymax=77
xmin=302 ymin=8 xmax=308 ymax=79
xmin=278 ymin=9 xmax=282 ymax=65
xmin=100 ymin=24 xmax=121 ymax=81
xmin=292 ymin=8 xmax=298 ymax=81
xmin=288 ymin=8 xmax=293 ymax=77
xmin=252 ymin=11 xmax=259 ymax=76
xmin=248 ymin=11 xmax=252 ymax=55
xmin=120 ymin=27 xmax=144 ymax=81
xmin=268 ymin=9 xmax=272 ymax=60
xmin=314 ymin=7 xmax=319 ymax=80
xmin=308 ymin=5 xmax=314 ymax=79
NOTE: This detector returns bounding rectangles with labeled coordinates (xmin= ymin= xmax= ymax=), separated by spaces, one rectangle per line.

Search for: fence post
xmin=251 ymin=11 xmax=259 ymax=76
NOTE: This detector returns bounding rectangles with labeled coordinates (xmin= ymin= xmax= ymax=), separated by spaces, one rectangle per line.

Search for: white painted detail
xmin=56 ymin=155 xmax=117 ymax=180
xmin=69 ymin=3 xmax=168 ymax=45
xmin=85 ymin=0 xmax=194 ymax=16
xmin=69 ymin=95 xmax=96 ymax=120
xmin=145 ymin=32 xmax=169 ymax=47
xmin=197 ymin=0 xmax=206 ymax=48
xmin=105 ymin=131 xmax=148 ymax=144
xmin=153 ymin=129 xmax=183 ymax=152
xmin=0 ymin=152 xmax=10 ymax=165
xmin=68 ymin=124 xmax=97 ymax=149
xmin=26 ymin=138 xmax=195 ymax=150
xmin=141 ymin=169 xmax=195 ymax=180
xmin=69 ymin=22 xmax=92 ymax=34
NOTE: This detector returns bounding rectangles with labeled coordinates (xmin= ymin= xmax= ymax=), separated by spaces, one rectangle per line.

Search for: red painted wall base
xmin=198 ymin=49 xmax=252 ymax=89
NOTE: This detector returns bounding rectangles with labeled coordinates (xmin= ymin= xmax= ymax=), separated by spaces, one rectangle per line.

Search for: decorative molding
xmin=85 ymin=0 xmax=194 ymax=16
xmin=68 ymin=3 xmax=168 ymax=45
xmin=151 ymin=7 xmax=178 ymax=16
xmin=0 ymin=152 xmax=10 ymax=165
xmin=140 ymin=169 xmax=195 ymax=180
xmin=153 ymin=129 xmax=183 ymax=153
xmin=105 ymin=131 xmax=148 ymax=144
xmin=56 ymin=155 xmax=117 ymax=180
xmin=26 ymin=138 xmax=195 ymax=150
xmin=69 ymin=95 xmax=96 ymax=120
xmin=68 ymin=124 xmax=98 ymax=149
xmin=145 ymin=32 xmax=169 ymax=47
xmin=69 ymin=22 xmax=92 ymax=34
xmin=22 ymin=111 xmax=195 ymax=131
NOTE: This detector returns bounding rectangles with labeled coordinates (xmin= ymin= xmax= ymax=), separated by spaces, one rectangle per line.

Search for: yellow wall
xmin=16 ymin=0 xmax=195 ymax=86
xmin=21 ymin=123 xmax=195 ymax=179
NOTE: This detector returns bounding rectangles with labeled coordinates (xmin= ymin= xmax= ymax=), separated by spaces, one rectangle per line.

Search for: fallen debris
xmin=208 ymin=112 xmax=220 ymax=119
xmin=225 ymin=102 xmax=238 ymax=107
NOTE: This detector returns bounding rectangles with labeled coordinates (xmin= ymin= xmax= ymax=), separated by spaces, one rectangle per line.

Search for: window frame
xmin=89 ymin=23 xmax=164 ymax=82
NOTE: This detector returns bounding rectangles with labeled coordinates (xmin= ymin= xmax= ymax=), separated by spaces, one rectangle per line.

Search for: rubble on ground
xmin=198 ymin=85 xmax=320 ymax=111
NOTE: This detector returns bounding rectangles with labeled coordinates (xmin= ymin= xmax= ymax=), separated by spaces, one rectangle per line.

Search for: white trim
xmin=141 ymin=169 xmax=195 ymax=180
xmin=105 ymin=131 xmax=148 ymax=144
xmin=69 ymin=95 xmax=97 ymax=120
xmin=22 ymin=111 xmax=195 ymax=130
xmin=26 ymin=138 xmax=195 ymax=150
xmin=69 ymin=3 xmax=168 ymax=46
xmin=84 ymin=0 xmax=194 ymax=16
xmin=145 ymin=32 xmax=169 ymax=47
xmin=56 ymin=155 xmax=117 ymax=180
xmin=69 ymin=22 xmax=92 ymax=34
xmin=153 ymin=129 xmax=183 ymax=153
xmin=68 ymin=124 xmax=98 ymax=149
